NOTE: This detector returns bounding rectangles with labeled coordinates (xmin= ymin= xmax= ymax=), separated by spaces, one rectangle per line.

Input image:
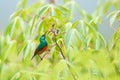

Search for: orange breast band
xmin=42 ymin=46 xmax=48 ymax=51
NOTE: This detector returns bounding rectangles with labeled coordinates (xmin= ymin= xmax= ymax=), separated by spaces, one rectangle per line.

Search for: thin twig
xmin=55 ymin=40 xmax=66 ymax=59
xmin=49 ymin=24 xmax=77 ymax=80
xmin=54 ymin=40 xmax=77 ymax=80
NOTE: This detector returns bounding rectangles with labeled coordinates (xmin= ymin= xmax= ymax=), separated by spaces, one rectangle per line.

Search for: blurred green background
xmin=0 ymin=0 xmax=115 ymax=41
xmin=0 ymin=0 xmax=120 ymax=80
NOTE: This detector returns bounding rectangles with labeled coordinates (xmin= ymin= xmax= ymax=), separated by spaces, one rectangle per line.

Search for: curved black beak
xmin=42 ymin=31 xmax=48 ymax=37
xmin=42 ymin=33 xmax=46 ymax=37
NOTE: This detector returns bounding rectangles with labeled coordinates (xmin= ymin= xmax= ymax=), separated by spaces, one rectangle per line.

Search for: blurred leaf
xmin=16 ymin=0 xmax=27 ymax=9
xmin=38 ymin=4 xmax=49 ymax=17
xmin=23 ymin=41 xmax=31 ymax=60
xmin=26 ymin=2 xmax=42 ymax=14
xmin=107 ymin=11 xmax=120 ymax=26
xmin=30 ymin=15 xmax=37 ymax=35
xmin=104 ymin=2 xmax=111 ymax=14
xmin=107 ymin=30 xmax=118 ymax=51
xmin=113 ymin=3 xmax=119 ymax=10
xmin=55 ymin=5 xmax=69 ymax=15
xmin=17 ymin=42 xmax=27 ymax=55
xmin=72 ymin=20 xmax=79 ymax=28
xmin=64 ymin=28 xmax=80 ymax=49
xmin=64 ymin=22 xmax=72 ymax=32
xmin=1 ymin=0 xmax=120 ymax=80
xmin=11 ymin=72 xmax=21 ymax=80
xmin=107 ymin=26 xmax=120 ymax=51
xmin=9 ymin=10 xmax=21 ymax=20
xmin=94 ymin=38 xmax=100 ymax=50
xmin=4 ymin=20 xmax=14 ymax=36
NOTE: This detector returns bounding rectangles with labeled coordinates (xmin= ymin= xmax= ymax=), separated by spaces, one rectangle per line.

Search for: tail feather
xmin=31 ymin=54 xmax=35 ymax=60
xmin=31 ymin=48 xmax=38 ymax=60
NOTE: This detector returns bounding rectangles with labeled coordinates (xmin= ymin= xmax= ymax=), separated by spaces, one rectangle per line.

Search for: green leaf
xmin=38 ymin=4 xmax=49 ymax=17
xmin=23 ymin=41 xmax=31 ymax=60
xmin=92 ymin=16 xmax=102 ymax=24
xmin=64 ymin=22 xmax=72 ymax=32
xmin=11 ymin=72 xmax=21 ymax=80
xmin=107 ymin=32 xmax=117 ymax=51
xmin=16 ymin=0 xmax=27 ymax=9
xmin=50 ymin=5 xmax=56 ymax=16
xmin=26 ymin=2 xmax=42 ymax=14
xmin=107 ymin=11 xmax=120 ymax=26
xmin=9 ymin=10 xmax=21 ymax=20
xmin=55 ymin=5 xmax=69 ymax=15
xmin=113 ymin=3 xmax=119 ymax=10
xmin=4 ymin=20 xmax=14 ymax=36
xmin=64 ymin=28 xmax=80 ymax=49
xmin=30 ymin=15 xmax=37 ymax=35
xmin=94 ymin=38 xmax=100 ymax=50
xmin=89 ymin=20 xmax=98 ymax=31
xmin=17 ymin=42 xmax=27 ymax=55
xmin=72 ymin=20 xmax=79 ymax=28
xmin=98 ymin=33 xmax=106 ymax=47
xmin=103 ymin=2 xmax=111 ymax=14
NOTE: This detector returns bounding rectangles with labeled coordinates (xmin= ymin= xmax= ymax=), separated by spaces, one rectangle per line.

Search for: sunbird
xmin=31 ymin=34 xmax=48 ymax=60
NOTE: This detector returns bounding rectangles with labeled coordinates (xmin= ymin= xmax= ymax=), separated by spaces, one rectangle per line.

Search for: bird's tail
xmin=31 ymin=54 xmax=35 ymax=60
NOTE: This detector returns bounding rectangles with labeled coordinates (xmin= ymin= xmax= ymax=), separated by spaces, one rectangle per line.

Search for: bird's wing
xmin=31 ymin=48 xmax=42 ymax=60
xmin=31 ymin=45 xmax=48 ymax=60
xmin=35 ymin=48 xmax=41 ymax=55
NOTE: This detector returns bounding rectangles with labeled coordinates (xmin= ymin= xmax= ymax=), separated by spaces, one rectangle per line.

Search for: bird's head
xmin=40 ymin=34 xmax=46 ymax=41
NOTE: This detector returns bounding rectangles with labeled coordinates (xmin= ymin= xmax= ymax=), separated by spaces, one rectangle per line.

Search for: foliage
xmin=0 ymin=0 xmax=120 ymax=80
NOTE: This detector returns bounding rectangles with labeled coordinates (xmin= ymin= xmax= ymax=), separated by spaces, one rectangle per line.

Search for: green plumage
xmin=38 ymin=34 xmax=47 ymax=49
xmin=31 ymin=34 xmax=48 ymax=60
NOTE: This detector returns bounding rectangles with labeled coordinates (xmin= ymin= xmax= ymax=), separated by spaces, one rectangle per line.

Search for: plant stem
xmin=55 ymin=40 xmax=66 ymax=59
xmin=55 ymin=40 xmax=77 ymax=80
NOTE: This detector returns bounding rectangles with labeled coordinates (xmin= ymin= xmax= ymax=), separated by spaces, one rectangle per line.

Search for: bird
xmin=31 ymin=34 xmax=48 ymax=60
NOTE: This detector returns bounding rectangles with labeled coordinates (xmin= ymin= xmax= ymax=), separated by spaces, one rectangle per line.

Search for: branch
xmin=48 ymin=24 xmax=77 ymax=80
xmin=54 ymin=40 xmax=77 ymax=80
xmin=55 ymin=40 xmax=66 ymax=59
